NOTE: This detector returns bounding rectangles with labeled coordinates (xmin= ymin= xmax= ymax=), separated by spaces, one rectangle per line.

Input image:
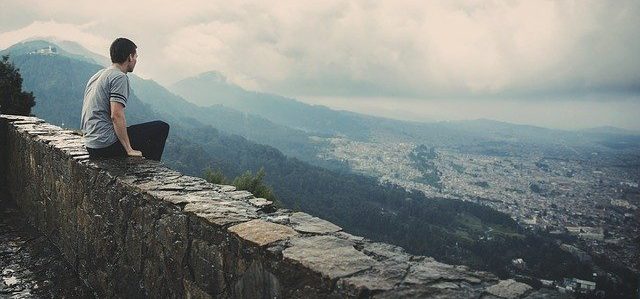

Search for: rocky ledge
xmin=0 ymin=115 xmax=562 ymax=298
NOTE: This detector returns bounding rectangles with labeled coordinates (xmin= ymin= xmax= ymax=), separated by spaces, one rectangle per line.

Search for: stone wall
xmin=0 ymin=114 xmax=547 ymax=298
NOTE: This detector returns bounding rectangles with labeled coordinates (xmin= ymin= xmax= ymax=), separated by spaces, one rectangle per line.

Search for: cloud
xmin=154 ymin=1 xmax=640 ymax=99
xmin=1 ymin=0 xmax=639 ymax=99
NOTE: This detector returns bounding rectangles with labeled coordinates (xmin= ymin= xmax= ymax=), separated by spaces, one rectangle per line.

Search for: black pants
xmin=86 ymin=121 xmax=169 ymax=161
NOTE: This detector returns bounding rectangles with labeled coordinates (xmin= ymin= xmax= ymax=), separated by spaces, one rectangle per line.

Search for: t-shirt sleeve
xmin=109 ymin=74 xmax=129 ymax=107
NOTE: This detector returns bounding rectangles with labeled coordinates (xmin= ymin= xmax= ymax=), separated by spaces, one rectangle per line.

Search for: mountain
xmin=0 ymin=39 xmax=105 ymax=66
xmin=128 ymin=76 xmax=334 ymax=163
xmin=55 ymin=39 xmax=110 ymax=66
xmin=580 ymin=125 xmax=640 ymax=136
xmin=128 ymin=75 xmax=353 ymax=171
xmin=172 ymin=71 xmax=640 ymax=160
xmin=171 ymin=72 xmax=525 ymax=145
xmin=2 ymin=40 xmax=598 ymax=283
xmin=172 ymin=73 xmax=373 ymax=140
xmin=169 ymin=71 xmax=246 ymax=107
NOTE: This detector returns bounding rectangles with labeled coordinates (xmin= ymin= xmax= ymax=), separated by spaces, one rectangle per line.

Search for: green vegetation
xmin=0 ymin=55 xmax=35 ymax=116
xmin=232 ymin=168 xmax=279 ymax=206
xmin=453 ymin=213 xmax=524 ymax=245
xmin=535 ymin=161 xmax=550 ymax=172
xmin=529 ymin=182 xmax=542 ymax=194
xmin=473 ymin=181 xmax=490 ymax=188
xmin=408 ymin=144 xmax=442 ymax=189
xmin=203 ymin=168 xmax=228 ymax=184
xmin=204 ymin=167 xmax=282 ymax=207
xmin=451 ymin=163 xmax=465 ymax=174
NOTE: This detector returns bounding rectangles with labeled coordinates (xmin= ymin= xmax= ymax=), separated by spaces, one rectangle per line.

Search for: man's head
xmin=110 ymin=38 xmax=137 ymax=72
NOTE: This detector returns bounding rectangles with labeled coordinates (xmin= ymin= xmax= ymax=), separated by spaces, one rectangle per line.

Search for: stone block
xmin=188 ymin=239 xmax=226 ymax=295
xmin=228 ymin=219 xmax=298 ymax=246
xmin=485 ymin=279 xmax=533 ymax=299
xmin=283 ymin=235 xmax=374 ymax=280
xmin=184 ymin=200 xmax=257 ymax=226
xmin=403 ymin=257 xmax=486 ymax=285
xmin=233 ymin=260 xmax=281 ymax=298
xmin=290 ymin=211 xmax=342 ymax=234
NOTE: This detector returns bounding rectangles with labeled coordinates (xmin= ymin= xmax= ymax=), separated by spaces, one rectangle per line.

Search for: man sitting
xmin=81 ymin=37 xmax=169 ymax=161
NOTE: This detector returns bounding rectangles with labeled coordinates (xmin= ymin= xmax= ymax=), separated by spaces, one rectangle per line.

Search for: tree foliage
xmin=0 ymin=55 xmax=35 ymax=116
xmin=203 ymin=168 xmax=228 ymax=184
xmin=232 ymin=167 xmax=277 ymax=201
xmin=204 ymin=166 xmax=281 ymax=207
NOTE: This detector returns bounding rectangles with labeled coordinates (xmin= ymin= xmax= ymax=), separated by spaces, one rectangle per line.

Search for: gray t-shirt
xmin=80 ymin=66 xmax=129 ymax=149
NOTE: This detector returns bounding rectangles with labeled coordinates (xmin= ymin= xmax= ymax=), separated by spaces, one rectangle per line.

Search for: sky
xmin=1 ymin=0 xmax=639 ymax=130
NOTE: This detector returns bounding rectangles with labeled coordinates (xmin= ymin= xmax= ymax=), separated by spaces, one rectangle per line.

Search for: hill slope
xmin=173 ymin=71 xmax=640 ymax=160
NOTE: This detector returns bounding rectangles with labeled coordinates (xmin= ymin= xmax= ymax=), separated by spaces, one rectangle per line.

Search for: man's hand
xmin=111 ymin=102 xmax=140 ymax=157
xmin=127 ymin=149 xmax=143 ymax=157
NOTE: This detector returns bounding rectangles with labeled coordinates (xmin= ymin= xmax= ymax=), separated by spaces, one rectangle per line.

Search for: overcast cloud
xmin=1 ymin=0 xmax=639 ymax=129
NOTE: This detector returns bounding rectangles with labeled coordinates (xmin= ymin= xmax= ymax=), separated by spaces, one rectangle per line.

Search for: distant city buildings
xmin=511 ymin=258 xmax=526 ymax=270
xmin=560 ymin=278 xmax=596 ymax=293
xmin=318 ymin=137 xmax=640 ymax=288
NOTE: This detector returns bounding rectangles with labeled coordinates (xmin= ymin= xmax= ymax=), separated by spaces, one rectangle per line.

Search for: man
xmin=81 ymin=38 xmax=169 ymax=161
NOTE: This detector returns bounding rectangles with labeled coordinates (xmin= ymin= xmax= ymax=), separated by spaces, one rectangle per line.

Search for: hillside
xmin=128 ymin=75 xmax=346 ymax=170
xmin=172 ymin=72 xmax=373 ymax=140
xmin=173 ymin=72 xmax=640 ymax=161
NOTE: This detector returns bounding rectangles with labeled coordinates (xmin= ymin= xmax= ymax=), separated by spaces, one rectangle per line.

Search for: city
xmin=318 ymin=137 xmax=640 ymax=293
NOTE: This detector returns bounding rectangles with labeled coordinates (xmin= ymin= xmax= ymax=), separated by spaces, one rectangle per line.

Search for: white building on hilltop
xmin=31 ymin=46 xmax=58 ymax=55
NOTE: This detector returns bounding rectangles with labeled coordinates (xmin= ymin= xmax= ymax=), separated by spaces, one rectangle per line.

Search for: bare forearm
xmin=112 ymin=114 xmax=133 ymax=152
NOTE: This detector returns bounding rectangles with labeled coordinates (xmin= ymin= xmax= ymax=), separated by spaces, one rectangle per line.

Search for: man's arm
xmin=110 ymin=102 xmax=142 ymax=157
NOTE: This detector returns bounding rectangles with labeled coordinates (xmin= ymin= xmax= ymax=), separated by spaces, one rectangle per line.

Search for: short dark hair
xmin=110 ymin=38 xmax=137 ymax=63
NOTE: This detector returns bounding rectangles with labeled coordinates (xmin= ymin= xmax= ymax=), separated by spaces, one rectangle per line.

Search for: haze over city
xmin=1 ymin=0 xmax=639 ymax=129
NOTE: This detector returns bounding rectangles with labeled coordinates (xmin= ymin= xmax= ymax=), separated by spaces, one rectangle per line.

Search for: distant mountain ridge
xmin=55 ymin=39 xmax=110 ymax=66
xmin=128 ymin=75 xmax=338 ymax=167
xmin=172 ymin=70 xmax=640 ymax=157
xmin=172 ymin=73 xmax=375 ymax=140
xmin=579 ymin=125 xmax=640 ymax=136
